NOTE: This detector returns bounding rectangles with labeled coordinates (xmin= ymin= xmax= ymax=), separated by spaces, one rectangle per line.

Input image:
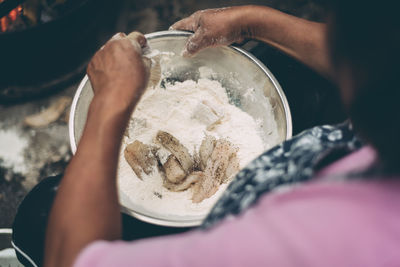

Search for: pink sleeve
xmin=73 ymin=181 xmax=400 ymax=267
xmin=73 ymin=204 xmax=298 ymax=267
xmin=72 ymin=218 xmax=291 ymax=267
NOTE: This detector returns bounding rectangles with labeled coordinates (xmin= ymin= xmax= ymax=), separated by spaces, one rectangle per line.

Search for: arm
xmin=44 ymin=32 xmax=149 ymax=267
xmin=171 ymin=5 xmax=332 ymax=79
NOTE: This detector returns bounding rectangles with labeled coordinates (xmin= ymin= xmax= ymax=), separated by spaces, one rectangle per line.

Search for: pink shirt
xmin=74 ymin=146 xmax=400 ymax=266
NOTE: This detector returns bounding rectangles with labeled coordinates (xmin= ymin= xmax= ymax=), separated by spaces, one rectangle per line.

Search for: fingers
xmin=142 ymin=57 xmax=152 ymax=75
xmin=170 ymin=11 xmax=212 ymax=57
xmin=170 ymin=15 xmax=203 ymax=56
xmin=183 ymin=30 xmax=208 ymax=57
xmin=103 ymin=32 xmax=148 ymax=54
xmin=125 ymin=31 xmax=147 ymax=54
xmin=170 ymin=16 xmax=197 ymax=32
xmin=127 ymin=31 xmax=151 ymax=74
xmin=127 ymin=31 xmax=148 ymax=48
xmin=170 ymin=10 xmax=202 ymax=32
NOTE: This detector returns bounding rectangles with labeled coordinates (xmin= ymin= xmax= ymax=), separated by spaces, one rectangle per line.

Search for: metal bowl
xmin=69 ymin=30 xmax=292 ymax=227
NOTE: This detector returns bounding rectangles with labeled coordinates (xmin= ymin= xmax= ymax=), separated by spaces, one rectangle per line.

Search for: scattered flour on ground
xmin=0 ymin=128 xmax=28 ymax=174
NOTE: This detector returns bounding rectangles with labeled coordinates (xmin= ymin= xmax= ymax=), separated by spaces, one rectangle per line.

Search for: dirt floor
xmin=0 ymin=0 xmax=339 ymax=228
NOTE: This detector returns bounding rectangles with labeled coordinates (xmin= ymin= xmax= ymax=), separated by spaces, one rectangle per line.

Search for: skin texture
xmin=171 ymin=6 xmax=333 ymax=79
xmin=44 ymin=5 xmax=338 ymax=267
xmin=170 ymin=7 xmax=246 ymax=57
xmin=44 ymin=32 xmax=149 ymax=267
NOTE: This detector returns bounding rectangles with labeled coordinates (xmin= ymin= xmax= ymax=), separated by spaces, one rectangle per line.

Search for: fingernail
xmin=169 ymin=26 xmax=175 ymax=30
xmin=139 ymin=37 xmax=147 ymax=48
xmin=181 ymin=49 xmax=192 ymax=58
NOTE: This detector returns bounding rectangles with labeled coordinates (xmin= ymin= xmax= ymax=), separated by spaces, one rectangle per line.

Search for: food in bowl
xmin=125 ymin=131 xmax=240 ymax=203
xmin=70 ymin=30 xmax=292 ymax=226
xmin=118 ymin=62 xmax=279 ymax=217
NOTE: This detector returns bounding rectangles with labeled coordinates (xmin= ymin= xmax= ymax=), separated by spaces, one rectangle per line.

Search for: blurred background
xmin=0 ymin=0 xmax=345 ymax=228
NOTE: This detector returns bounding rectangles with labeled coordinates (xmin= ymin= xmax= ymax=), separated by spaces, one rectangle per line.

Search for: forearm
xmin=241 ymin=6 xmax=332 ymax=78
xmin=44 ymin=97 xmax=132 ymax=267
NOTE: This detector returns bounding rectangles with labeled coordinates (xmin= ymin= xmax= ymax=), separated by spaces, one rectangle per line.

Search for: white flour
xmin=0 ymin=128 xmax=28 ymax=174
xmin=117 ymin=77 xmax=278 ymax=219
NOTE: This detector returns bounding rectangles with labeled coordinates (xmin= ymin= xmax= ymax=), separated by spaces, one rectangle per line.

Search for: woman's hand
xmin=44 ymin=32 xmax=151 ymax=267
xmin=172 ymin=6 xmax=332 ymax=78
xmin=170 ymin=7 xmax=251 ymax=56
xmin=87 ymin=32 xmax=150 ymax=111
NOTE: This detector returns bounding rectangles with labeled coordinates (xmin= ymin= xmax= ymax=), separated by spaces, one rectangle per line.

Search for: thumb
xmin=127 ymin=31 xmax=148 ymax=53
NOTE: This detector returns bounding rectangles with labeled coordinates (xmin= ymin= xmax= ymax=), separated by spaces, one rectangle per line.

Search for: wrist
xmin=238 ymin=5 xmax=273 ymax=40
xmin=91 ymin=82 xmax=144 ymax=111
xmin=87 ymin=95 xmax=133 ymax=132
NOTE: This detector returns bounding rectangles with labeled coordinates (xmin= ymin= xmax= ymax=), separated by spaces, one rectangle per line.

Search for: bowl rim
xmin=68 ymin=30 xmax=292 ymax=227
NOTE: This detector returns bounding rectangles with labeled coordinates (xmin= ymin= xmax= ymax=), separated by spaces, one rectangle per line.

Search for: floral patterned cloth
xmin=202 ymin=121 xmax=363 ymax=229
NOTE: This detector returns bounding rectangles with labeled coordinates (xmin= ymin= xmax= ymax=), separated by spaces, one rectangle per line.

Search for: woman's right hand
xmin=87 ymin=32 xmax=150 ymax=112
xmin=170 ymin=6 xmax=251 ymax=56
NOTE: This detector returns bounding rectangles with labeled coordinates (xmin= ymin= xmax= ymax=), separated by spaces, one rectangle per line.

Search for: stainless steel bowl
xmin=69 ymin=30 xmax=292 ymax=227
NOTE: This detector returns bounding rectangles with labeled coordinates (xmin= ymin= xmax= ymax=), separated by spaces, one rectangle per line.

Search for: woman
xmin=15 ymin=1 xmax=400 ymax=266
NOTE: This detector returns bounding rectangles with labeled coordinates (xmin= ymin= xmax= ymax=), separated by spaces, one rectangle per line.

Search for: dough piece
xmin=192 ymin=102 xmax=219 ymax=128
xmin=164 ymin=155 xmax=186 ymax=183
xmin=192 ymin=101 xmax=224 ymax=130
xmin=203 ymin=100 xmax=225 ymax=130
xmin=192 ymin=146 xmax=201 ymax=171
xmin=225 ymin=152 xmax=240 ymax=182
xmin=199 ymin=135 xmax=216 ymax=170
xmin=192 ymin=139 xmax=238 ymax=203
xmin=157 ymin=133 xmax=239 ymax=201
xmin=156 ymin=131 xmax=194 ymax=173
xmin=124 ymin=140 xmax=156 ymax=179
xmin=192 ymin=171 xmax=220 ymax=203
xmin=164 ymin=171 xmax=203 ymax=192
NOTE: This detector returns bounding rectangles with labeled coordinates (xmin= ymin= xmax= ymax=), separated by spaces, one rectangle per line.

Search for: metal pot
xmin=69 ymin=30 xmax=292 ymax=227
xmin=0 ymin=229 xmax=21 ymax=267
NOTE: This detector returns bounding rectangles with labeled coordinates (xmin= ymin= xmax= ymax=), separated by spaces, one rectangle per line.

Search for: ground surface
xmin=0 ymin=0 xmax=341 ymax=228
